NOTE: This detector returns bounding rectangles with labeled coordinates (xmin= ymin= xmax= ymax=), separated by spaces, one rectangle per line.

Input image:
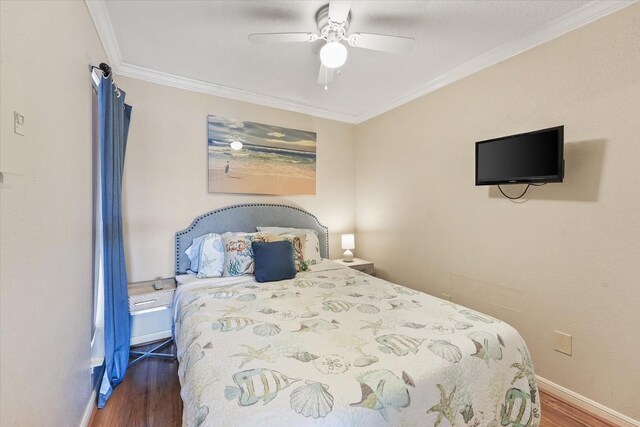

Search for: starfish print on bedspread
xmin=427 ymin=384 xmax=457 ymax=427
xmin=360 ymin=319 xmax=391 ymax=336
xmin=219 ymin=305 xmax=248 ymax=317
xmin=230 ymin=345 xmax=275 ymax=369
xmin=316 ymin=291 xmax=336 ymax=301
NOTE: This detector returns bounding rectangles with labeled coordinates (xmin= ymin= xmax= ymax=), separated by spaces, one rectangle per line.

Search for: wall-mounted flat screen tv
xmin=475 ymin=126 xmax=564 ymax=185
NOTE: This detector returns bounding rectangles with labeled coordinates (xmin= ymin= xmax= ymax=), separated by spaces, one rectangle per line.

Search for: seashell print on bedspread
xmin=174 ymin=261 xmax=540 ymax=426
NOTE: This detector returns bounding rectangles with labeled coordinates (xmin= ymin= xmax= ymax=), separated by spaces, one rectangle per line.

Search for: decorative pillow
xmin=256 ymin=226 xmax=297 ymax=234
xmin=185 ymin=234 xmax=207 ymax=273
xmin=222 ymin=232 xmax=256 ymax=276
xmin=256 ymin=227 xmax=321 ymax=264
xmin=295 ymin=231 xmax=321 ymax=264
xmin=251 ymin=232 xmax=281 ymax=243
xmin=254 ymin=231 xmax=305 ymax=270
xmin=196 ymin=233 xmax=224 ymax=278
xmin=252 ymin=241 xmax=297 ymax=283
xmin=280 ymin=234 xmax=305 ymax=271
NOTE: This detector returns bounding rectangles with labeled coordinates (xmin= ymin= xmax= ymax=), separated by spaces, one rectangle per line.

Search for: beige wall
xmin=1 ymin=0 xmax=636 ymax=423
xmin=355 ymin=5 xmax=640 ymax=420
xmin=0 ymin=1 xmax=107 ymax=425
xmin=118 ymin=77 xmax=356 ymax=282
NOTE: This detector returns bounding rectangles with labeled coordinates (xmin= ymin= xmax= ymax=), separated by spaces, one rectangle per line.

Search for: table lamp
xmin=341 ymin=234 xmax=355 ymax=262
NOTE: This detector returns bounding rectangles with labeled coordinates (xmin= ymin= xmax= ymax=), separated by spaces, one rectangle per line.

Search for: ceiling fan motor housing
xmin=316 ymin=4 xmax=350 ymax=40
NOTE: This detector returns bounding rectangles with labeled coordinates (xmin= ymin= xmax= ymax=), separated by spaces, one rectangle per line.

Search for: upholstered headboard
xmin=175 ymin=203 xmax=329 ymax=275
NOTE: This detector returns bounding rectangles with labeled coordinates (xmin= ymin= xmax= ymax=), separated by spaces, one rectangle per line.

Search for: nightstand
xmin=128 ymin=277 xmax=176 ymax=365
xmin=332 ymin=258 xmax=375 ymax=275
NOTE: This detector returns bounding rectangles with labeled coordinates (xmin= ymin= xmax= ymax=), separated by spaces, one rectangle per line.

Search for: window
xmin=91 ymin=71 xmax=104 ymax=368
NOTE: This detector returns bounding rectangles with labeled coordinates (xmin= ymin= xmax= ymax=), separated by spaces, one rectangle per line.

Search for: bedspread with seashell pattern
xmin=174 ymin=261 xmax=540 ymax=427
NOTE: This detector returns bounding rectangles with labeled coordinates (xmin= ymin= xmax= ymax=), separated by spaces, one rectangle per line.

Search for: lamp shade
xmin=341 ymin=234 xmax=355 ymax=250
xmin=320 ymin=41 xmax=348 ymax=69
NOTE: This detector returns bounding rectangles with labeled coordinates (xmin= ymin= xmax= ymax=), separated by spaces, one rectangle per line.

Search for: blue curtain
xmin=98 ymin=75 xmax=132 ymax=408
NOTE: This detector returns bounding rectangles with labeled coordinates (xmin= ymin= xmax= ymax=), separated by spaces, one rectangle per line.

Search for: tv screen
xmin=475 ymin=126 xmax=564 ymax=185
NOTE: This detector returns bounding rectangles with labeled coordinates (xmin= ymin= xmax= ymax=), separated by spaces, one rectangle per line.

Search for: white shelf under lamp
xmin=341 ymin=234 xmax=355 ymax=262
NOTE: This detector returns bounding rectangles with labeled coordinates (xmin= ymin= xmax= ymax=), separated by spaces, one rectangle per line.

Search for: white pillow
xmin=256 ymin=227 xmax=322 ymax=265
xmin=196 ymin=233 xmax=224 ymax=278
xmin=222 ymin=232 xmax=256 ymax=276
xmin=185 ymin=234 xmax=207 ymax=273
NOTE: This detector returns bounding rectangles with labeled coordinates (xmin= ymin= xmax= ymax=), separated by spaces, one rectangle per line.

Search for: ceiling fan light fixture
xmin=320 ymin=41 xmax=348 ymax=69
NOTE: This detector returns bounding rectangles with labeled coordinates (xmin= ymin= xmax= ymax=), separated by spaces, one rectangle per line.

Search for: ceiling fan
xmin=248 ymin=0 xmax=416 ymax=88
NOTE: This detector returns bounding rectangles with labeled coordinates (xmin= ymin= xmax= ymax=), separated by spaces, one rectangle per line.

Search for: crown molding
xmin=354 ymin=0 xmax=636 ymax=123
xmin=86 ymin=0 xmax=635 ymax=125
xmin=85 ymin=0 xmax=123 ymax=69
xmin=115 ymin=63 xmax=360 ymax=123
xmin=86 ymin=0 xmax=357 ymax=122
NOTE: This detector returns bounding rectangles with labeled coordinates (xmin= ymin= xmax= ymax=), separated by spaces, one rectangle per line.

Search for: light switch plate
xmin=554 ymin=331 xmax=572 ymax=356
xmin=14 ymin=111 xmax=25 ymax=136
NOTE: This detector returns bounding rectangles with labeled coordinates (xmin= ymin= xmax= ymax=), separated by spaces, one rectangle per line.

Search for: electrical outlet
xmin=554 ymin=331 xmax=572 ymax=356
xmin=441 ymin=293 xmax=452 ymax=302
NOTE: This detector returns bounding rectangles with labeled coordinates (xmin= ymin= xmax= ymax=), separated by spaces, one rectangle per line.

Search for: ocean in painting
xmin=208 ymin=115 xmax=316 ymax=195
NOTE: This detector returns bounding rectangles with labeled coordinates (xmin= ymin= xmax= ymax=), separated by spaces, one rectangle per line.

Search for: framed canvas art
xmin=207 ymin=115 xmax=317 ymax=195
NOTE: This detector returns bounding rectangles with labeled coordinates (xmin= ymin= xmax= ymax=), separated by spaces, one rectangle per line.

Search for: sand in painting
xmin=208 ymin=155 xmax=315 ymax=195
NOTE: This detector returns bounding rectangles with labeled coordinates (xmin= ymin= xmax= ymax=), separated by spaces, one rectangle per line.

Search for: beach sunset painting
xmin=207 ymin=115 xmax=316 ymax=195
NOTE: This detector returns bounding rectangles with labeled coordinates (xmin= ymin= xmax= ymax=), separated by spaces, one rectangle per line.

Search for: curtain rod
xmin=90 ymin=62 xmax=122 ymax=97
xmin=91 ymin=62 xmax=112 ymax=78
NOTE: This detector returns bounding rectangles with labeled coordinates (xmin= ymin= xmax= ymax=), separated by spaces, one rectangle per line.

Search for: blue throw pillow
xmin=252 ymin=241 xmax=297 ymax=283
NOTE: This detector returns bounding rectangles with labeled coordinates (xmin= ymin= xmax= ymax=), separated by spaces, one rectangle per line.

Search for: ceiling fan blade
xmin=248 ymin=32 xmax=319 ymax=44
xmin=328 ymin=0 xmax=351 ymax=24
xmin=317 ymin=64 xmax=335 ymax=85
xmin=311 ymin=39 xmax=323 ymax=55
xmin=347 ymin=33 xmax=415 ymax=54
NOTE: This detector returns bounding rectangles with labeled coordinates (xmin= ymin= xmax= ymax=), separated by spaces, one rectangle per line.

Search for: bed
xmin=173 ymin=204 xmax=540 ymax=427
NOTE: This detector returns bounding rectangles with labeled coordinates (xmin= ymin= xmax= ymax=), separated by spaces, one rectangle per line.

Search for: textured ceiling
xmin=102 ymin=1 xmax=600 ymax=120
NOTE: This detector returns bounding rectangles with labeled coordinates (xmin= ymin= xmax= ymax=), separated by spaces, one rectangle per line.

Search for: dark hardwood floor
xmin=90 ymin=343 xmax=182 ymax=427
xmin=539 ymin=389 xmax=617 ymax=427
xmin=90 ymin=342 xmax=617 ymax=427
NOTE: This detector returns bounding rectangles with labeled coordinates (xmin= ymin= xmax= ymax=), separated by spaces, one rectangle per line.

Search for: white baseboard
xmin=79 ymin=390 xmax=96 ymax=427
xmin=130 ymin=329 xmax=172 ymax=346
xmin=536 ymin=375 xmax=639 ymax=427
